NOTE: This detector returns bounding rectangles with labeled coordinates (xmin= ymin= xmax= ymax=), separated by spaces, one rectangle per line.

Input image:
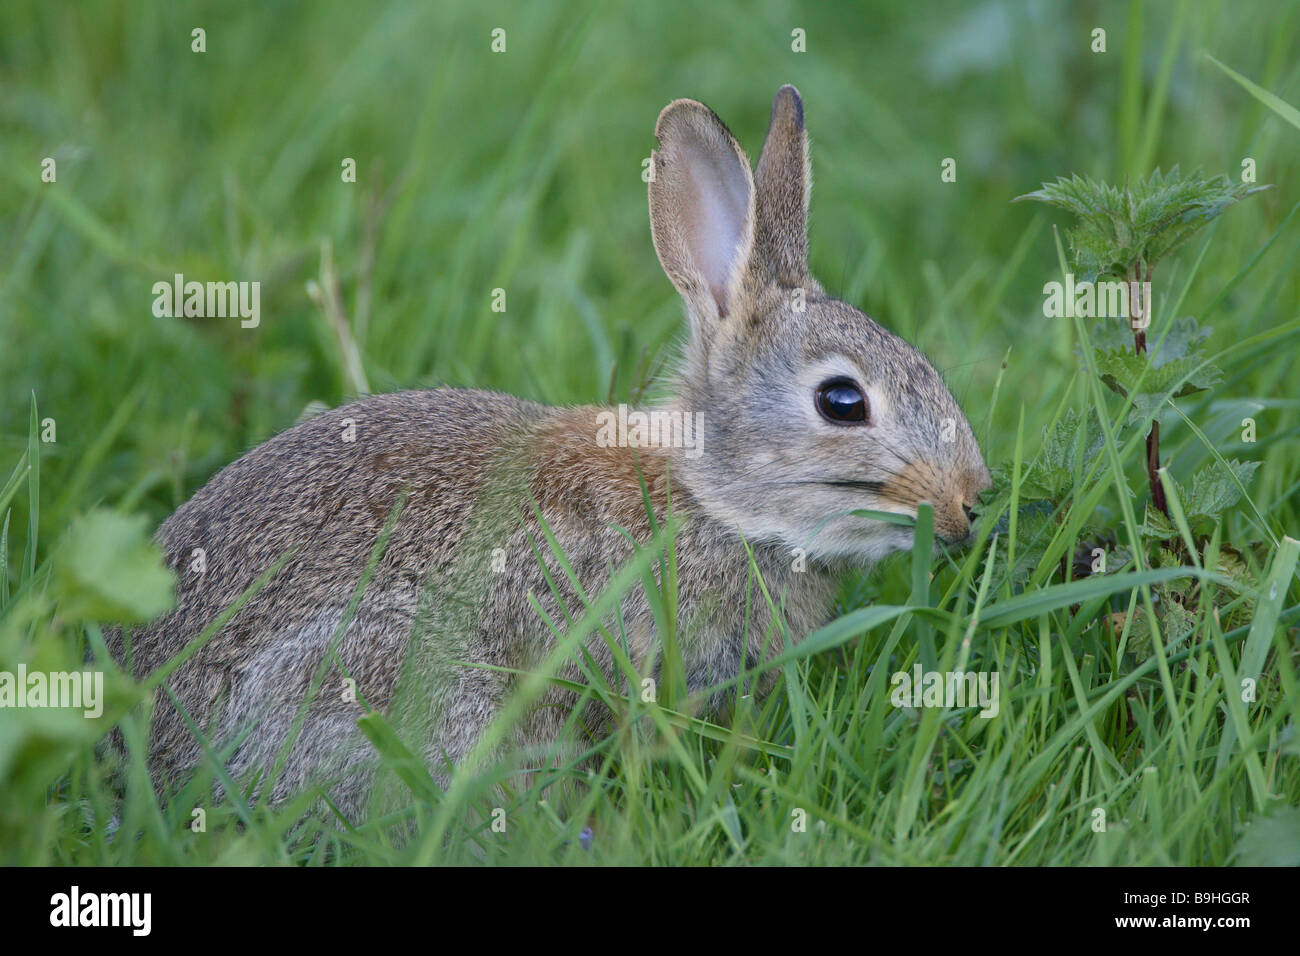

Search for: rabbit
xmin=107 ymin=84 xmax=992 ymax=821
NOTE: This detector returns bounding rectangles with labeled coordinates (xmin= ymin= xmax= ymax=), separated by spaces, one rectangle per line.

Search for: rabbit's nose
xmin=934 ymin=500 xmax=974 ymax=544
xmin=960 ymin=470 xmax=992 ymax=529
xmin=955 ymin=503 xmax=975 ymax=539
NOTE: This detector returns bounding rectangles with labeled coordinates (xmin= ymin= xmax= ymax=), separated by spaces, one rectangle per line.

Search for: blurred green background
xmin=3 ymin=0 xmax=1297 ymax=543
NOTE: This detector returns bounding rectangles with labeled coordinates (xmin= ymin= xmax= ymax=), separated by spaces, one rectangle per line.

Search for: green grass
xmin=2 ymin=0 xmax=1299 ymax=865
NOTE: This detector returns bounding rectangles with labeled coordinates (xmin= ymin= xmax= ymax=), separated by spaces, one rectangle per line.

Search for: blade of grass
xmin=1206 ymin=54 xmax=1300 ymax=132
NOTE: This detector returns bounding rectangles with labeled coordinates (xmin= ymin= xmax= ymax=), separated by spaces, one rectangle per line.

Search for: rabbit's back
xmin=114 ymin=388 xmax=558 ymax=800
xmin=135 ymin=388 xmax=545 ymax=664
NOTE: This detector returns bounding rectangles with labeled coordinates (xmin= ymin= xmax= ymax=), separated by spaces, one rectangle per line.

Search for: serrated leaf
xmin=1148 ymin=317 xmax=1212 ymax=367
xmin=1020 ymin=407 xmax=1105 ymax=501
xmin=1211 ymin=544 xmax=1255 ymax=599
xmin=990 ymin=501 xmax=1059 ymax=587
xmin=1082 ymin=317 xmax=1211 ymax=370
xmin=1093 ymin=347 xmax=1222 ymax=415
xmin=1140 ymin=503 xmax=1179 ymax=541
xmin=1184 ymin=459 xmax=1260 ymax=521
xmin=1085 ymin=315 xmax=1137 ymax=355
xmin=1142 ymin=460 xmax=1259 ymax=541
xmin=1016 ymin=167 xmax=1270 ymax=279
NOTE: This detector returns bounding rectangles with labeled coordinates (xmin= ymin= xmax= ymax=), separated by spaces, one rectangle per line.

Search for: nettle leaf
xmin=989 ymin=501 xmax=1059 ymax=587
xmin=1141 ymin=503 xmax=1179 ymax=541
xmin=1074 ymin=301 xmax=1219 ymax=421
xmin=1212 ymin=544 xmax=1259 ymax=612
xmin=976 ymin=467 xmax=1014 ymax=518
xmin=1093 ymin=347 xmax=1222 ymax=418
xmin=1131 ymin=169 xmax=1272 ymax=268
xmin=1184 ymin=459 xmax=1260 ymax=521
xmin=1016 ymin=167 xmax=1270 ymax=279
xmin=1064 ymin=228 xmax=1115 ymax=284
xmin=1021 ymin=407 xmax=1106 ymax=501
xmin=1148 ymin=316 xmax=1213 ymax=367
xmin=1085 ymin=315 xmax=1135 ymax=354
xmin=1122 ymin=548 xmax=1202 ymax=656
xmin=1141 ymin=459 xmax=1260 ymax=539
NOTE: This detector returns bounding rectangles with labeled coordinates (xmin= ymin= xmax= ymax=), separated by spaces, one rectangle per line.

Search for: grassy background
xmin=2 ymin=0 xmax=1298 ymax=864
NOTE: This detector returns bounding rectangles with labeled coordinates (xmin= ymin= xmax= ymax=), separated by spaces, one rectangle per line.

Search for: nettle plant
xmin=999 ymin=167 xmax=1270 ymax=642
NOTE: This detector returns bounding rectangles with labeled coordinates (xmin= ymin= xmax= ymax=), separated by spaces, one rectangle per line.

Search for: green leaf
xmin=1016 ymin=168 xmax=1270 ymax=279
xmin=1140 ymin=503 xmax=1179 ymax=541
xmin=1120 ymin=549 xmax=1202 ymax=658
xmin=51 ymin=509 xmax=176 ymax=623
xmin=1239 ymin=536 xmax=1298 ymax=684
xmin=1020 ymin=407 xmax=1105 ymax=501
xmin=1086 ymin=315 xmax=1138 ymax=354
xmin=847 ymin=509 xmax=916 ymax=527
xmin=1233 ymin=805 xmax=1300 ymax=866
xmin=1141 ymin=459 xmax=1259 ymax=539
xmin=1148 ymin=316 xmax=1213 ymax=367
xmin=1093 ymin=346 xmax=1222 ymax=416
xmin=997 ymin=502 xmax=1059 ymax=586
xmin=1183 ymin=459 xmax=1260 ymax=521
xmin=1076 ymin=312 xmax=1206 ymax=369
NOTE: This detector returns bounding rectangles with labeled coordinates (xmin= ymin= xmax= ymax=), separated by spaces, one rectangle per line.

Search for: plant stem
xmin=1130 ymin=263 xmax=1168 ymax=519
xmin=1146 ymin=421 xmax=1166 ymax=514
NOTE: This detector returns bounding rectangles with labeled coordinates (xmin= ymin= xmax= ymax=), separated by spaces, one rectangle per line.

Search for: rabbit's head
xmin=648 ymin=85 xmax=991 ymax=565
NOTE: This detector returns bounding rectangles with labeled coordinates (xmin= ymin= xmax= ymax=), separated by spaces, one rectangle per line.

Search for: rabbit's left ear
xmin=753 ymin=85 xmax=811 ymax=286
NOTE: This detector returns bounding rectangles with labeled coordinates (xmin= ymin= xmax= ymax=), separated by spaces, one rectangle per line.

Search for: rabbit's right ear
xmin=648 ymin=99 xmax=756 ymax=334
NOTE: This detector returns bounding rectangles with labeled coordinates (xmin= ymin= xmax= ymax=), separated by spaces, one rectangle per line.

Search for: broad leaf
xmin=52 ymin=510 xmax=176 ymax=623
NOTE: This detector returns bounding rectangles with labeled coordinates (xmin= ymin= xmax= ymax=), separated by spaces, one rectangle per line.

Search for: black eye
xmin=815 ymin=378 xmax=869 ymax=425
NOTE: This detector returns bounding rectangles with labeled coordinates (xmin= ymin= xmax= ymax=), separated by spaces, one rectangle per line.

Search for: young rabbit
xmin=109 ymin=85 xmax=991 ymax=819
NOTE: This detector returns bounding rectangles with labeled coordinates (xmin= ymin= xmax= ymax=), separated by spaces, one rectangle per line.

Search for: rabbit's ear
xmin=753 ymin=85 xmax=811 ymax=286
xmin=649 ymin=99 xmax=756 ymax=330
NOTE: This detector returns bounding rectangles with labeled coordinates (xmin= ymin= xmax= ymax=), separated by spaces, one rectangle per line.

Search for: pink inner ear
xmin=681 ymin=143 xmax=750 ymax=314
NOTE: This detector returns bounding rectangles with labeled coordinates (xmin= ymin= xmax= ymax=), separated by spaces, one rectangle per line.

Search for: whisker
xmin=819 ymin=480 xmax=886 ymax=493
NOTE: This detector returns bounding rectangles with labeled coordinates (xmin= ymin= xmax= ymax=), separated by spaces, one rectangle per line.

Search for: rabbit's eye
xmin=815 ymin=378 xmax=868 ymax=425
